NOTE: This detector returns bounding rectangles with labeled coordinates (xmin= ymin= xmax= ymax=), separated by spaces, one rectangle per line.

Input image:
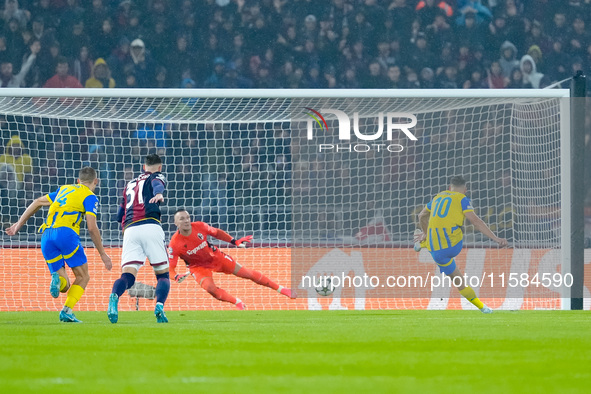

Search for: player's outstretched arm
xmin=5 ymin=195 xmax=51 ymax=236
xmin=207 ymin=225 xmax=253 ymax=248
xmin=231 ymin=235 xmax=253 ymax=248
xmin=86 ymin=213 xmax=112 ymax=270
xmin=465 ymin=211 xmax=508 ymax=247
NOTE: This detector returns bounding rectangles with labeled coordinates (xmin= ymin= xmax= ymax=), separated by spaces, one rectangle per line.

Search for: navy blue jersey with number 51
xmin=120 ymin=172 xmax=166 ymax=230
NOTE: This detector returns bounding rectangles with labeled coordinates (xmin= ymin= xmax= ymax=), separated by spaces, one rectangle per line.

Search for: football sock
xmin=64 ymin=285 xmax=84 ymax=309
xmin=112 ymin=272 xmax=136 ymax=297
xmin=236 ymin=267 xmax=279 ymax=291
xmin=59 ymin=276 xmax=67 ymax=291
xmin=155 ymin=272 xmax=170 ymax=304
xmin=459 ymin=286 xmax=484 ymax=309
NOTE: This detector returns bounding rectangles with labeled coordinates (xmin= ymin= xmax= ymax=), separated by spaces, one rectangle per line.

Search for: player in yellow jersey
xmin=414 ymin=176 xmax=507 ymax=313
xmin=6 ymin=167 xmax=112 ymax=322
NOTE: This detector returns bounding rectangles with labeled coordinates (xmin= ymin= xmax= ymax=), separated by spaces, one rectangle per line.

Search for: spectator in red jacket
xmin=43 ymin=56 xmax=83 ymax=88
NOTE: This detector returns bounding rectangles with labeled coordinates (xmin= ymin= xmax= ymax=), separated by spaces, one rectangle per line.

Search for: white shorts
xmin=121 ymin=223 xmax=169 ymax=272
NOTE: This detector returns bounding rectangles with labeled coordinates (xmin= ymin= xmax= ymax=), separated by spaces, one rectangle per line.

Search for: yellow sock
xmin=459 ymin=286 xmax=484 ymax=309
xmin=64 ymin=285 xmax=85 ymax=310
xmin=59 ymin=277 xmax=67 ymax=291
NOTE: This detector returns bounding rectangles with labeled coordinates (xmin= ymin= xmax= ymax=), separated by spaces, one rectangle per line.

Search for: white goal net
xmin=0 ymin=89 xmax=574 ymax=311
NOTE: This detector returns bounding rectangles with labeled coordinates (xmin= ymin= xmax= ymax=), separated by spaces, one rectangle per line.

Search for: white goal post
xmin=0 ymin=88 xmax=578 ymax=311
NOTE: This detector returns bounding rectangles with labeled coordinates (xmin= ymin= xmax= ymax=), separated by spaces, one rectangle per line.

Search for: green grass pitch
xmin=1 ymin=311 xmax=589 ymax=393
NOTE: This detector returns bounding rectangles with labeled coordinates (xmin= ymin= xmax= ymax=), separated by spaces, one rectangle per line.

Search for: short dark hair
xmin=56 ymin=56 xmax=68 ymax=65
xmin=450 ymin=176 xmax=467 ymax=187
xmin=174 ymin=208 xmax=188 ymax=216
xmin=145 ymin=153 xmax=162 ymax=166
xmin=79 ymin=166 xmax=97 ymax=183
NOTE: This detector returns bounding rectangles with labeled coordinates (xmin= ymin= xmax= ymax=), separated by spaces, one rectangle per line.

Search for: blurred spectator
xmin=71 ymin=46 xmax=93 ymax=86
xmin=93 ymin=17 xmax=117 ymax=60
xmin=388 ymin=0 xmax=414 ymax=41
xmin=525 ymin=20 xmax=552 ymax=57
xmin=498 ymin=41 xmax=519 ymax=78
xmin=60 ymin=0 xmax=84 ymax=31
xmin=416 ymin=0 xmax=453 ymax=27
xmin=107 ymin=37 xmax=131 ymax=86
xmin=486 ymin=61 xmax=507 ymax=88
xmin=3 ymin=0 xmax=29 ymax=30
xmin=463 ymin=68 xmax=487 ymax=88
xmin=386 ymin=65 xmax=403 ymax=88
xmin=43 ymin=56 xmax=83 ymax=88
xmin=223 ymin=62 xmax=253 ymax=88
xmin=61 ymin=20 xmax=90 ymax=59
xmin=426 ymin=13 xmax=454 ymax=54
xmin=456 ymin=12 xmax=486 ymax=49
xmin=85 ymin=0 xmax=109 ymax=37
xmin=125 ymin=38 xmax=157 ymax=88
xmin=403 ymin=68 xmax=421 ymax=88
xmin=30 ymin=0 xmax=57 ymax=29
xmin=168 ymin=35 xmax=198 ymax=86
xmin=5 ymin=16 xmax=25 ymax=68
xmin=0 ymin=135 xmax=32 ymax=185
xmin=204 ymin=57 xmax=226 ymax=88
xmin=419 ymin=67 xmax=436 ymax=88
xmin=361 ymin=61 xmax=386 ymax=88
xmin=506 ymin=67 xmax=527 ymax=88
xmin=408 ymin=33 xmax=436 ymax=72
xmin=37 ymin=41 xmax=61 ymax=84
xmin=567 ymin=16 xmax=589 ymax=59
xmin=154 ymin=66 xmax=170 ymax=88
xmin=547 ymin=11 xmax=569 ymax=43
xmin=85 ymin=58 xmax=115 ymax=88
xmin=455 ymin=1 xmax=492 ymax=26
xmin=375 ymin=41 xmax=396 ymax=72
xmin=519 ymin=54 xmax=544 ymax=88
xmin=0 ymin=40 xmax=39 ymax=87
xmin=437 ymin=65 xmax=459 ymax=88
xmin=31 ymin=16 xmax=53 ymax=48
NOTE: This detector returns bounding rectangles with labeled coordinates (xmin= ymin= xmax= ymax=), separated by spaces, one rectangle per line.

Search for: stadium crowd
xmin=0 ymin=0 xmax=588 ymax=90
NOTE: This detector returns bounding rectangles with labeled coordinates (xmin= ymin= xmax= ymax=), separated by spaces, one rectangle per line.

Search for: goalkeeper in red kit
xmin=168 ymin=209 xmax=295 ymax=309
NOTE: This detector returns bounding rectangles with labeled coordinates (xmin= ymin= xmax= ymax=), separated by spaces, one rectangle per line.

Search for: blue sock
xmin=112 ymin=272 xmax=136 ymax=297
xmin=155 ymin=272 xmax=170 ymax=304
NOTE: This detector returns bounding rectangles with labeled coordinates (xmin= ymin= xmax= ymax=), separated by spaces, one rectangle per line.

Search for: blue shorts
xmin=41 ymin=227 xmax=87 ymax=273
xmin=429 ymin=241 xmax=463 ymax=275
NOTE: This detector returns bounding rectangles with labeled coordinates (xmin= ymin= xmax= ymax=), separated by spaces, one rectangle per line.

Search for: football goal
xmin=0 ymin=88 xmax=583 ymax=311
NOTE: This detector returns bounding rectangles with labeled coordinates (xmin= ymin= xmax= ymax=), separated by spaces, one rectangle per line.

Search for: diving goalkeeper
xmin=168 ymin=209 xmax=295 ymax=309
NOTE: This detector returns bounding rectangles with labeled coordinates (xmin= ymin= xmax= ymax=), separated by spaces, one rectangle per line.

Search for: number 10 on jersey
xmin=432 ymin=197 xmax=451 ymax=218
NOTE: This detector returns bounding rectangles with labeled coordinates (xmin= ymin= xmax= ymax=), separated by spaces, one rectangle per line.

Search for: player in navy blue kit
xmin=108 ymin=154 xmax=170 ymax=323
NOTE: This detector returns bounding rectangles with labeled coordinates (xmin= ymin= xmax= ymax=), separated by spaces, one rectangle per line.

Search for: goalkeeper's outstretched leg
xmin=192 ymin=269 xmax=244 ymax=310
xmin=233 ymin=263 xmax=296 ymax=299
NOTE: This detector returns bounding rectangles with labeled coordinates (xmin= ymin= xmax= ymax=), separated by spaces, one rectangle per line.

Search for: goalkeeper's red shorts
xmin=189 ymin=252 xmax=236 ymax=284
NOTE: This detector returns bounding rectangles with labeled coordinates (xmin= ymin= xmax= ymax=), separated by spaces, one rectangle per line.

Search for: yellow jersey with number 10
xmin=40 ymin=184 xmax=99 ymax=235
xmin=425 ymin=190 xmax=474 ymax=251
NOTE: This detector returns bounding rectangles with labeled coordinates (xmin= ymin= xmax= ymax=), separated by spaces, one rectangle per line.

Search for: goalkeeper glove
xmin=174 ymin=272 xmax=190 ymax=283
xmin=230 ymin=235 xmax=253 ymax=248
